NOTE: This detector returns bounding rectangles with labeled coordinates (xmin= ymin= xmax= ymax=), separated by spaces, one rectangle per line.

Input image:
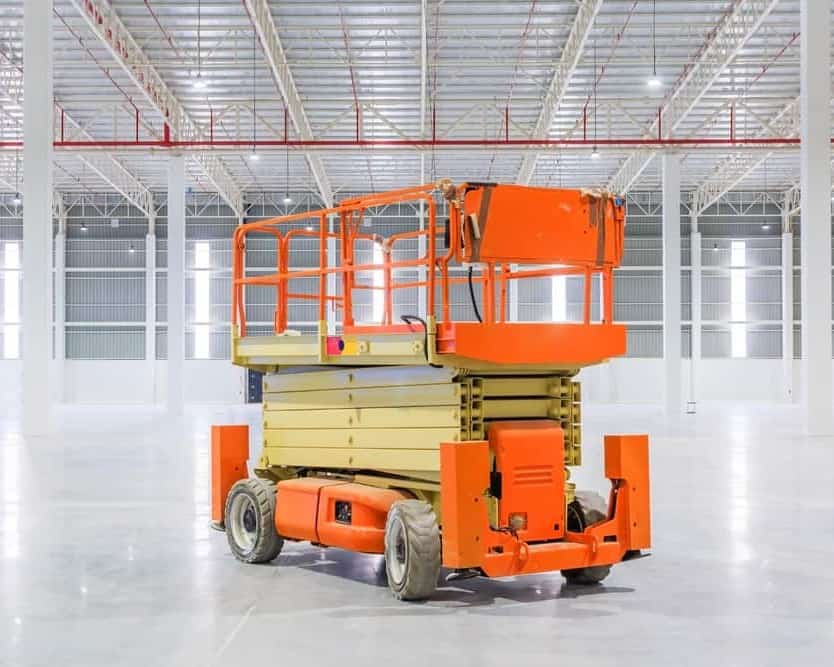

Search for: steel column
xmin=781 ymin=215 xmax=794 ymax=403
xmin=799 ymin=0 xmax=832 ymax=434
xmin=167 ymin=156 xmax=186 ymax=415
xmin=690 ymin=219 xmax=701 ymax=410
xmin=22 ymin=0 xmax=53 ymax=434
xmin=596 ymin=271 xmax=614 ymax=402
xmin=146 ymin=228 xmax=157 ymax=398
xmin=53 ymin=226 xmax=65 ymax=404
xmin=662 ymin=154 xmax=682 ymax=416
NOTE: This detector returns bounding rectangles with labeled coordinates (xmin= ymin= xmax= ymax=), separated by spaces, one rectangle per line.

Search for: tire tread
xmin=224 ymin=478 xmax=284 ymax=564
xmin=384 ymin=499 xmax=441 ymax=601
xmin=561 ymin=491 xmax=612 ymax=585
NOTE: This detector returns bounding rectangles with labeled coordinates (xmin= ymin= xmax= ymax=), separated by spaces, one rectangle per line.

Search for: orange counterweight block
xmin=274 ymin=478 xmax=409 ymax=554
xmin=459 ymin=184 xmax=625 ymax=266
xmin=440 ymin=423 xmax=650 ymax=578
xmin=211 ymin=425 xmax=250 ymax=525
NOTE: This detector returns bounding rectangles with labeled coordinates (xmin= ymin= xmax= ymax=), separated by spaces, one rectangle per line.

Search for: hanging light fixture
xmin=80 ymin=222 xmax=88 ymax=232
xmin=556 ymin=148 xmax=563 ymax=188
xmin=591 ymin=39 xmax=600 ymax=159
xmin=283 ymin=146 xmax=292 ymax=204
xmin=761 ymin=158 xmax=770 ymax=230
xmin=11 ymin=151 xmax=21 ymax=206
xmin=192 ymin=0 xmax=207 ymax=88
xmin=647 ymin=0 xmax=661 ymax=88
xmin=248 ymin=25 xmax=259 ymax=161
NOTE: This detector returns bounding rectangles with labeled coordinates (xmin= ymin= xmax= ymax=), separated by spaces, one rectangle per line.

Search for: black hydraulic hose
xmin=400 ymin=315 xmax=442 ymax=368
xmin=467 ymin=266 xmax=483 ymax=323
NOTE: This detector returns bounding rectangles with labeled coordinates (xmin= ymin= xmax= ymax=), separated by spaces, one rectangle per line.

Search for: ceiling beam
xmin=691 ymin=97 xmax=799 ymax=215
xmin=75 ymin=153 xmax=154 ymax=215
xmin=516 ymin=0 xmax=603 ymax=185
xmin=607 ymin=0 xmax=779 ymax=195
xmin=68 ymin=0 xmax=244 ymax=216
xmin=0 ymin=53 xmax=153 ymax=215
xmin=784 ymin=182 xmax=800 ymax=216
xmin=243 ymin=0 xmax=334 ymax=207
xmin=53 ymin=191 xmax=66 ymax=223
xmin=784 ymin=156 xmax=834 ymax=218
xmin=63 ymin=114 xmax=154 ymax=215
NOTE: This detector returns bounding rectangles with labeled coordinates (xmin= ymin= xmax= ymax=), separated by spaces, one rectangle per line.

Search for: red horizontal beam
xmin=0 ymin=137 xmax=814 ymax=151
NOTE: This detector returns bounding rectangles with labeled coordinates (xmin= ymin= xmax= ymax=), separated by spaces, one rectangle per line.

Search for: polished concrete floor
xmin=1 ymin=402 xmax=833 ymax=666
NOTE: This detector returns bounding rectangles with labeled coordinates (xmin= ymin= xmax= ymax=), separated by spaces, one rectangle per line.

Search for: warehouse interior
xmin=1 ymin=0 xmax=833 ymax=664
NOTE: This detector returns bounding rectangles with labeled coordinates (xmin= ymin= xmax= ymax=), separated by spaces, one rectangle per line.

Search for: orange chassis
xmin=212 ymin=424 xmax=650 ymax=579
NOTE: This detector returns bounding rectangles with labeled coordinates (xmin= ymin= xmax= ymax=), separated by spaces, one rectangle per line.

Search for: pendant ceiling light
xmin=249 ymin=27 xmax=259 ymax=161
xmin=192 ymin=0 xmax=207 ymax=88
xmin=591 ymin=40 xmax=600 ymax=159
xmin=647 ymin=0 xmax=661 ymax=88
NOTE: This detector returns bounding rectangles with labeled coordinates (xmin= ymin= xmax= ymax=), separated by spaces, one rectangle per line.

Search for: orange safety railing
xmin=231 ymin=183 xmax=622 ymax=339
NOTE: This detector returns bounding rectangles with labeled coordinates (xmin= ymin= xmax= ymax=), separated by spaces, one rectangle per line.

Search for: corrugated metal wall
xmin=63 ymin=195 xmax=150 ymax=359
xmin=622 ymin=191 xmax=793 ymax=359
xmin=0 ymin=198 xmax=23 ymax=358
xmin=1 ymin=190 xmax=832 ymax=361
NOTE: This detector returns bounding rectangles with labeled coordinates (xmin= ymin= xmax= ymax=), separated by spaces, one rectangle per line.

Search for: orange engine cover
xmin=274 ymin=477 xmax=340 ymax=542
xmin=461 ymin=184 xmax=625 ymax=266
xmin=489 ymin=421 xmax=565 ymax=542
xmin=275 ymin=478 xmax=408 ymax=554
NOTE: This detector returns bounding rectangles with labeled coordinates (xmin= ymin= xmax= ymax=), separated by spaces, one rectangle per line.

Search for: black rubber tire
xmin=384 ymin=500 xmax=441 ymax=601
xmin=224 ymin=478 xmax=284 ymax=564
xmin=561 ymin=491 xmax=611 ymax=585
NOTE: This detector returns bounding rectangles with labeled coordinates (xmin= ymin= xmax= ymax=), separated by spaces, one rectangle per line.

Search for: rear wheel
xmin=561 ymin=491 xmax=611 ymax=585
xmin=225 ymin=478 xmax=284 ymax=564
xmin=384 ymin=500 xmax=441 ymax=601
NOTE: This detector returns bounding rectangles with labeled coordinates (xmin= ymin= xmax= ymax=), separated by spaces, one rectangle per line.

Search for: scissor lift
xmin=212 ymin=181 xmax=650 ymax=600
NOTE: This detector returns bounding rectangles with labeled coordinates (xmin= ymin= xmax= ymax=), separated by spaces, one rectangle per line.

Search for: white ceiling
xmin=0 ymin=0 xmax=826 ymax=203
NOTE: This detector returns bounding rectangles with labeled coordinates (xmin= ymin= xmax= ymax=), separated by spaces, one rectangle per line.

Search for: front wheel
xmin=384 ymin=500 xmax=441 ymax=601
xmin=225 ymin=478 xmax=284 ymax=564
xmin=561 ymin=491 xmax=611 ymax=585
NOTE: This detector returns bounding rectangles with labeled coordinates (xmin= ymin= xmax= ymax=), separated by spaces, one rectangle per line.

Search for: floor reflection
xmin=2 ymin=441 xmax=20 ymax=560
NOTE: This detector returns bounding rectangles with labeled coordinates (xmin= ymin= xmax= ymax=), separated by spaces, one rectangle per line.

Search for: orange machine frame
xmin=274 ymin=479 xmax=410 ymax=554
xmin=211 ymin=424 xmax=651 ymax=575
xmin=211 ymin=425 xmax=249 ymax=525
xmin=231 ymin=182 xmax=626 ymax=368
xmin=439 ymin=429 xmax=650 ymax=578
